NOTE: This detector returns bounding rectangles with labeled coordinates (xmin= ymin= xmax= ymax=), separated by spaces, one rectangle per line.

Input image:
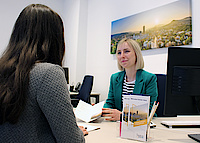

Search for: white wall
xmin=0 ymin=0 xmax=65 ymax=55
xmin=0 ymin=0 xmax=200 ymax=102
xmin=0 ymin=0 xmax=84 ymax=84
xmin=62 ymin=0 xmax=81 ymax=84
xmin=0 ymin=0 xmax=88 ymax=85
xmin=86 ymin=0 xmax=200 ymax=101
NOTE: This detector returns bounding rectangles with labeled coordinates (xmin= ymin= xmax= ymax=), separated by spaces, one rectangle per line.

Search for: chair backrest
xmin=155 ymin=74 xmax=167 ymax=117
xmin=78 ymin=75 xmax=94 ymax=103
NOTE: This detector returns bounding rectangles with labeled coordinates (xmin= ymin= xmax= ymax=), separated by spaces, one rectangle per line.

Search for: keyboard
xmin=161 ymin=121 xmax=200 ymax=128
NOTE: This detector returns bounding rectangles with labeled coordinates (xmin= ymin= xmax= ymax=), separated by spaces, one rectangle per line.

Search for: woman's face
xmin=116 ymin=42 xmax=136 ymax=70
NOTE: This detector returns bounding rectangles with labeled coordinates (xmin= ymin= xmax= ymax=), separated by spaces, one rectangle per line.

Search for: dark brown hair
xmin=0 ymin=4 xmax=65 ymax=124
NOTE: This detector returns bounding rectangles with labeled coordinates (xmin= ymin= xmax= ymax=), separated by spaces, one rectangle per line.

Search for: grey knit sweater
xmin=0 ymin=63 xmax=85 ymax=143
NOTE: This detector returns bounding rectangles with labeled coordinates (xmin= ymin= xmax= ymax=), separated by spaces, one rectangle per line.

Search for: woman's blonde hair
xmin=116 ymin=38 xmax=144 ymax=71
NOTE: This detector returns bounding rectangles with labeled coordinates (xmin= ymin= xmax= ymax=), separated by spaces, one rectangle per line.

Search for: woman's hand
xmin=79 ymin=126 xmax=88 ymax=136
xmin=102 ymin=108 xmax=122 ymax=121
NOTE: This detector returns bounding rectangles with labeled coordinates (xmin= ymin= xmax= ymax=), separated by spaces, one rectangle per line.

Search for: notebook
xmin=78 ymin=123 xmax=100 ymax=132
xmin=161 ymin=121 xmax=200 ymax=128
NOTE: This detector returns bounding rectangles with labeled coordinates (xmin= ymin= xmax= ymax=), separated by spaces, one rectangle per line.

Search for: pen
xmin=148 ymin=101 xmax=156 ymax=123
xmin=148 ymin=102 xmax=159 ymax=126
xmin=147 ymin=102 xmax=159 ymax=137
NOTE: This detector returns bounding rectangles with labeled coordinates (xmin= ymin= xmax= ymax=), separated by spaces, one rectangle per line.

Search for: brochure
xmin=121 ymin=94 xmax=150 ymax=142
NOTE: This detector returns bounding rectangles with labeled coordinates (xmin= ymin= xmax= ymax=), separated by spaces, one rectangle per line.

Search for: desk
xmin=70 ymin=92 xmax=100 ymax=103
xmin=80 ymin=116 xmax=200 ymax=143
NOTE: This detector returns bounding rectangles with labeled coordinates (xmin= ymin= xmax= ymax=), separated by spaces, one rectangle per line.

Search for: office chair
xmin=71 ymin=75 xmax=94 ymax=107
xmin=155 ymin=74 xmax=167 ymax=117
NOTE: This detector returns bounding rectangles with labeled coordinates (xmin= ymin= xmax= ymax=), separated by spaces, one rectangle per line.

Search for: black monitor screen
xmin=164 ymin=47 xmax=200 ymax=116
xmin=63 ymin=67 xmax=69 ymax=84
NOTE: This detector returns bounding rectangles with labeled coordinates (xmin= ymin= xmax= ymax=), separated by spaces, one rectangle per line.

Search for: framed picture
xmin=110 ymin=0 xmax=192 ymax=54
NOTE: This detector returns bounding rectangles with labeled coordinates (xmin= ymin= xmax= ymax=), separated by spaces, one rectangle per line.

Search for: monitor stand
xmin=188 ymin=134 xmax=200 ymax=142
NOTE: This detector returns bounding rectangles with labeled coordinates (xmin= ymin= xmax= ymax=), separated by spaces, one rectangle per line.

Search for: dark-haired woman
xmin=0 ymin=4 xmax=86 ymax=142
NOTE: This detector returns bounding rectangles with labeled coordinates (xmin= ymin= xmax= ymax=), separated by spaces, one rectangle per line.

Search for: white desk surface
xmin=79 ymin=116 xmax=200 ymax=143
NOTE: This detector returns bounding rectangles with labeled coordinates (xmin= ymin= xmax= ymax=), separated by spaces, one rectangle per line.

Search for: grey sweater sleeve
xmin=36 ymin=65 xmax=85 ymax=143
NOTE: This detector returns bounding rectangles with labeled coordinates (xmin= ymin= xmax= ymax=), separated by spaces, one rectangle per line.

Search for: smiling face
xmin=116 ymin=42 xmax=137 ymax=70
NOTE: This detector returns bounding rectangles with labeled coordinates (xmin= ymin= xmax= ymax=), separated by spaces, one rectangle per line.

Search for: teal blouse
xmin=103 ymin=69 xmax=158 ymax=112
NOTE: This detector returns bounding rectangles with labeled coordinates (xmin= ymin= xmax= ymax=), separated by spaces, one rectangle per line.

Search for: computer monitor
xmin=164 ymin=47 xmax=200 ymax=116
xmin=63 ymin=67 xmax=69 ymax=84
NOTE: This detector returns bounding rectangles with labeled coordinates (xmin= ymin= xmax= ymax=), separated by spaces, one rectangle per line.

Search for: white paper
xmin=74 ymin=100 xmax=105 ymax=122
xmin=78 ymin=123 xmax=100 ymax=132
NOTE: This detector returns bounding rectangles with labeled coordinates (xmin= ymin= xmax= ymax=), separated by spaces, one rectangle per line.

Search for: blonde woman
xmin=103 ymin=38 xmax=158 ymax=121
